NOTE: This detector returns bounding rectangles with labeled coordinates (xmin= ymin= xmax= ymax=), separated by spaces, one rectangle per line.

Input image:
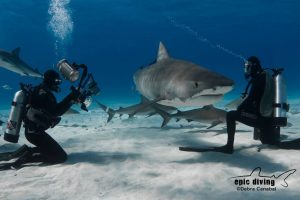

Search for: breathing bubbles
xmin=48 ymin=0 xmax=73 ymax=57
xmin=167 ymin=16 xmax=246 ymax=61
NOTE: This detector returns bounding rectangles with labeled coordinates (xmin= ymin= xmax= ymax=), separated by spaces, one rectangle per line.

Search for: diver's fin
xmin=279 ymin=138 xmax=300 ymax=150
xmin=179 ymin=145 xmax=233 ymax=154
xmin=0 ymin=145 xmax=28 ymax=162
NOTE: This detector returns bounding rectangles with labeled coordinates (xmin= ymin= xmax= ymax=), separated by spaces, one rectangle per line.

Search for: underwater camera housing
xmin=57 ymin=59 xmax=100 ymax=111
xmin=76 ymin=73 xmax=101 ymax=111
xmin=57 ymin=59 xmax=80 ymax=82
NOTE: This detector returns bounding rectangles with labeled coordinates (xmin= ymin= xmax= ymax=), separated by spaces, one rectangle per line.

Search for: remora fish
xmin=155 ymin=105 xmax=227 ymax=129
xmin=133 ymin=42 xmax=234 ymax=107
xmin=95 ymin=96 xmax=177 ymax=122
xmin=0 ymin=48 xmax=43 ymax=78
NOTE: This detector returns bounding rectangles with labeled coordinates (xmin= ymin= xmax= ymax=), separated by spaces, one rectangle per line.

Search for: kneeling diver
xmin=1 ymin=69 xmax=80 ymax=169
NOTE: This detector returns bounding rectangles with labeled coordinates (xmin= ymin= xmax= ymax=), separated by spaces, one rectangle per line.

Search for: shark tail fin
xmin=95 ymin=100 xmax=116 ymax=123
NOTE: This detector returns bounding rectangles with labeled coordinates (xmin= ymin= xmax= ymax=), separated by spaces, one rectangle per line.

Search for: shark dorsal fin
xmin=12 ymin=47 xmax=21 ymax=57
xmin=156 ymin=42 xmax=170 ymax=62
xmin=203 ymin=105 xmax=214 ymax=110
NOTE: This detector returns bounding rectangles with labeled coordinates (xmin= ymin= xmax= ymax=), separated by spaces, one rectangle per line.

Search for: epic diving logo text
xmin=231 ymin=167 xmax=296 ymax=192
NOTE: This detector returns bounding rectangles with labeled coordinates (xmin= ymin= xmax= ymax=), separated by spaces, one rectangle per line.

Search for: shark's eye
xmin=194 ymin=82 xmax=198 ymax=88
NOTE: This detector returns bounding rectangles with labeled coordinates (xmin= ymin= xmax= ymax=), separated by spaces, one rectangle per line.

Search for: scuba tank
xmin=4 ymin=90 xmax=26 ymax=143
xmin=4 ymin=84 xmax=33 ymax=143
xmin=272 ymin=68 xmax=289 ymax=127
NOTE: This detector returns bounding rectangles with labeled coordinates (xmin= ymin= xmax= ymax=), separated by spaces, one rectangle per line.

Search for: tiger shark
xmin=0 ymin=48 xmax=43 ymax=78
xmin=133 ymin=42 xmax=234 ymax=107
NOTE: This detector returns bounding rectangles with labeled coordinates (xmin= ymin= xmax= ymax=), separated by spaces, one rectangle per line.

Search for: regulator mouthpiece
xmin=57 ymin=59 xmax=80 ymax=82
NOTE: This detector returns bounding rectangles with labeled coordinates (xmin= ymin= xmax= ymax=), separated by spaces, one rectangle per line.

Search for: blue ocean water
xmin=0 ymin=0 xmax=300 ymax=110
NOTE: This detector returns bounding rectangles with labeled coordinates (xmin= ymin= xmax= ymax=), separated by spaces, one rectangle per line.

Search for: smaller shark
xmin=155 ymin=105 xmax=227 ymax=129
xmin=95 ymin=96 xmax=178 ymax=123
xmin=0 ymin=48 xmax=43 ymax=78
xmin=1 ymin=84 xmax=12 ymax=90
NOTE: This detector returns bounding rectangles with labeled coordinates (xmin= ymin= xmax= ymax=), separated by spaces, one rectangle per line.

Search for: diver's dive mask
xmin=244 ymin=61 xmax=255 ymax=79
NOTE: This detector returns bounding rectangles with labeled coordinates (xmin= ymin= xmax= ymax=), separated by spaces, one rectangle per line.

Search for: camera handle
xmin=71 ymin=63 xmax=89 ymax=112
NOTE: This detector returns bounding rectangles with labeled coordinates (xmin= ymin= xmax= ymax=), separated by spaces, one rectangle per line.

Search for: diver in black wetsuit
xmin=218 ymin=56 xmax=276 ymax=153
xmin=179 ymin=57 xmax=300 ymax=154
xmin=11 ymin=70 xmax=80 ymax=168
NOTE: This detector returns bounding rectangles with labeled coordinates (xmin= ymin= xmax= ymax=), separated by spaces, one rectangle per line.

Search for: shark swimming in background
xmin=154 ymin=105 xmax=227 ymax=129
xmin=95 ymin=96 xmax=178 ymax=123
xmin=133 ymin=42 xmax=234 ymax=107
xmin=1 ymin=84 xmax=12 ymax=90
xmin=0 ymin=48 xmax=43 ymax=78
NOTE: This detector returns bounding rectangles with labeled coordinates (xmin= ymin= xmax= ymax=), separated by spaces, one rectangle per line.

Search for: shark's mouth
xmin=199 ymin=94 xmax=223 ymax=97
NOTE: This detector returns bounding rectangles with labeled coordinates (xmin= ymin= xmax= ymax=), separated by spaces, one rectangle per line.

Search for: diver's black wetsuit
xmin=226 ymin=72 xmax=279 ymax=149
xmin=22 ymin=83 xmax=75 ymax=164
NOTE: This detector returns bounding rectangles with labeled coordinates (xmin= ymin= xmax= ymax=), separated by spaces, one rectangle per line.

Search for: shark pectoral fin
xmin=146 ymin=112 xmax=156 ymax=118
xmin=12 ymin=47 xmax=21 ymax=57
xmin=207 ymin=120 xmax=223 ymax=129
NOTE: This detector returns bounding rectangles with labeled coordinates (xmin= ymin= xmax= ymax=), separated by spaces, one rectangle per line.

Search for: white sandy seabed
xmin=0 ymin=101 xmax=300 ymax=200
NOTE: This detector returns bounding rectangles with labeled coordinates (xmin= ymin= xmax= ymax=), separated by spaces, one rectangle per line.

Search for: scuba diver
xmin=221 ymin=56 xmax=277 ymax=153
xmin=0 ymin=69 xmax=81 ymax=170
xmin=180 ymin=56 xmax=299 ymax=154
